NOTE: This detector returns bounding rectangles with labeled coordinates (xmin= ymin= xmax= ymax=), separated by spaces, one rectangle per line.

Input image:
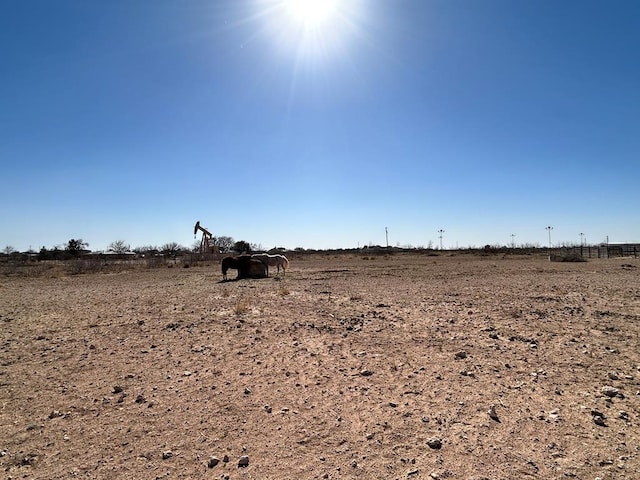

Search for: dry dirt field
xmin=1 ymin=252 xmax=639 ymax=480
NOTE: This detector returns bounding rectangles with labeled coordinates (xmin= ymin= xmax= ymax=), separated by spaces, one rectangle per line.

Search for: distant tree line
xmin=1 ymin=235 xmax=260 ymax=260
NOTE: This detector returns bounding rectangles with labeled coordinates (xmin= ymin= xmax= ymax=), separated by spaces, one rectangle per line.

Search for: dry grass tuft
xmin=234 ymin=297 xmax=250 ymax=315
xmin=278 ymin=284 xmax=291 ymax=296
xmin=508 ymin=306 xmax=523 ymax=318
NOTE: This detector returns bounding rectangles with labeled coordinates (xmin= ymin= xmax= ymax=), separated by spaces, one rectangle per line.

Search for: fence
xmin=567 ymin=244 xmax=640 ymax=259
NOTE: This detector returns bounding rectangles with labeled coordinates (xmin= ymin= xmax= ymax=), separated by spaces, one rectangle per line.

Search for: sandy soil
xmin=1 ymin=252 xmax=639 ymax=479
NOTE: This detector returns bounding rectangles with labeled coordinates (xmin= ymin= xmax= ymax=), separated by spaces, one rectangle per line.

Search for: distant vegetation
xmin=0 ymin=238 xmax=607 ymax=278
xmin=0 ymin=235 xmax=260 ymax=277
xmin=4 ymin=235 xmax=638 ymax=278
xmin=551 ymin=252 xmax=588 ymax=262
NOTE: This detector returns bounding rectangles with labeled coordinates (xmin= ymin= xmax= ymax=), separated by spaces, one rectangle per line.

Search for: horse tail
xmin=283 ymin=256 xmax=289 ymax=269
xmin=221 ymin=260 xmax=227 ymax=279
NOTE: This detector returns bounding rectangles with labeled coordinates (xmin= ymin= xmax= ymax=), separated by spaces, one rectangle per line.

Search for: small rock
xmin=608 ymin=372 xmax=619 ymax=380
xmin=183 ymin=371 xmax=192 ymax=377
xmin=488 ymin=404 xmax=500 ymax=422
xmin=223 ymin=454 xmax=230 ymax=463
xmin=238 ymin=455 xmax=249 ymax=467
xmin=454 ymin=351 xmax=467 ymax=360
xmin=113 ymin=385 xmax=124 ymax=394
xmin=162 ymin=451 xmax=173 ymax=460
xmin=21 ymin=454 xmax=37 ymax=466
xmin=602 ymin=386 xmax=623 ymax=398
xmin=135 ymin=394 xmax=146 ymax=404
xmin=592 ymin=414 xmax=607 ymax=427
xmin=426 ymin=437 xmax=442 ymax=449
xmin=264 ymin=404 xmax=272 ymax=413
xmin=360 ymin=369 xmax=374 ymax=376
xmin=244 ymin=387 xmax=252 ymax=395
xmin=207 ymin=456 xmax=219 ymax=468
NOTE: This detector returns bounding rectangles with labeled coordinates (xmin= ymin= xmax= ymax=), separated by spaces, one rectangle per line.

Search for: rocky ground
xmin=1 ymin=252 xmax=639 ymax=479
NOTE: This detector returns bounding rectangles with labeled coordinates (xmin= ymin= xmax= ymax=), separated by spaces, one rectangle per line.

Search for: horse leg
xmin=259 ymin=260 xmax=269 ymax=276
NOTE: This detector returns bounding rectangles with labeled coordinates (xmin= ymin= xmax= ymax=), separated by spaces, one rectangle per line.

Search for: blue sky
xmin=1 ymin=0 xmax=639 ymax=252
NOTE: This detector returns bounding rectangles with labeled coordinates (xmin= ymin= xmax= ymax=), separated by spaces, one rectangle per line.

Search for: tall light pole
xmin=438 ymin=229 xmax=445 ymax=250
xmin=579 ymin=232 xmax=585 ymax=246
xmin=546 ymin=226 xmax=553 ymax=261
xmin=385 ymin=227 xmax=389 ymax=248
xmin=511 ymin=234 xmax=516 ymax=249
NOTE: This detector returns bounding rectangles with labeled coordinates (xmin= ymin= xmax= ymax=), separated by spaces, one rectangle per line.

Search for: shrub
xmin=551 ymin=253 xmax=587 ymax=262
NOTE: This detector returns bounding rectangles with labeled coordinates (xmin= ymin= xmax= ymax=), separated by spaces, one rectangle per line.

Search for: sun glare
xmin=285 ymin=0 xmax=339 ymax=27
xmin=257 ymin=0 xmax=364 ymax=71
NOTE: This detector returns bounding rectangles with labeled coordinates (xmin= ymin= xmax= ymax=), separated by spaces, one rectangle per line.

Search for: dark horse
xmin=221 ymin=255 xmax=267 ymax=280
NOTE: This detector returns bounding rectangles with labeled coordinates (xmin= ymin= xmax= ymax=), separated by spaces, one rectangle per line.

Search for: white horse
xmin=252 ymin=253 xmax=289 ymax=276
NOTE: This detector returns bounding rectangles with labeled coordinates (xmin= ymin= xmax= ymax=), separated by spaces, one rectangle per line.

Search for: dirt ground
xmin=1 ymin=252 xmax=639 ymax=479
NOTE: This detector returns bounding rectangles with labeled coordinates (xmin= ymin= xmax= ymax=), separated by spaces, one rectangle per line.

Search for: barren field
xmin=1 ymin=253 xmax=639 ymax=479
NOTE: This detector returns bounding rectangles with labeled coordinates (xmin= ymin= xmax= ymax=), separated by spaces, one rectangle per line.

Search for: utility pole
xmin=511 ymin=234 xmax=516 ymax=249
xmin=546 ymin=226 xmax=553 ymax=261
xmin=385 ymin=227 xmax=389 ymax=248
xmin=438 ymin=229 xmax=445 ymax=250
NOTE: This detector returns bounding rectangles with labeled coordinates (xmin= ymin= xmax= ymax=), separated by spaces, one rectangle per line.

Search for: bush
xmin=551 ymin=253 xmax=587 ymax=262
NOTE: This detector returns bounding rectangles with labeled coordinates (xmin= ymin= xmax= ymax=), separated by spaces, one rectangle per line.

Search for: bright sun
xmin=284 ymin=0 xmax=339 ymax=27
xmin=260 ymin=0 xmax=362 ymax=66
